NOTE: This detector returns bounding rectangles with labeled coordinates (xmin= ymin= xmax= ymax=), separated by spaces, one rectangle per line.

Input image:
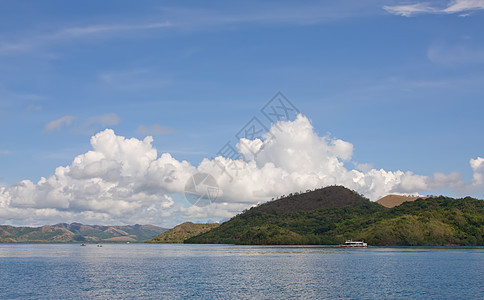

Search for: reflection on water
xmin=0 ymin=244 xmax=483 ymax=299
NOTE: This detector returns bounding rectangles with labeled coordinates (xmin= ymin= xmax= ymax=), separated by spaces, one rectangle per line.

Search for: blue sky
xmin=1 ymin=0 xmax=484 ymax=226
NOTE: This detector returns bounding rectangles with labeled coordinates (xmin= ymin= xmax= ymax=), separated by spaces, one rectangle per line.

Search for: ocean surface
xmin=0 ymin=244 xmax=483 ymax=299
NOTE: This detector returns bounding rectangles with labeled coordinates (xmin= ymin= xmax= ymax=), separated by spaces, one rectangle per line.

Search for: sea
xmin=0 ymin=244 xmax=482 ymax=299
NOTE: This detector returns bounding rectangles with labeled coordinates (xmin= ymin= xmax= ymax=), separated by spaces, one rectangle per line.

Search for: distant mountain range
xmin=0 ymin=223 xmax=167 ymax=243
xmin=185 ymin=186 xmax=484 ymax=246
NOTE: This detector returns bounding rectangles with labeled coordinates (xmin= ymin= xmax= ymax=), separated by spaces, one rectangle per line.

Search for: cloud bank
xmin=0 ymin=115 xmax=481 ymax=226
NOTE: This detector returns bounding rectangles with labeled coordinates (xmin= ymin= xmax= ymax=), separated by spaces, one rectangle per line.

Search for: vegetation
xmin=0 ymin=223 xmax=166 ymax=243
xmin=186 ymin=186 xmax=484 ymax=246
xmin=147 ymin=222 xmax=220 ymax=243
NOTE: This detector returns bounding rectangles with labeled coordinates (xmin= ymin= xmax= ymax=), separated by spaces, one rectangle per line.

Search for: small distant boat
xmin=340 ymin=240 xmax=368 ymax=248
xmin=80 ymin=243 xmax=86 ymax=246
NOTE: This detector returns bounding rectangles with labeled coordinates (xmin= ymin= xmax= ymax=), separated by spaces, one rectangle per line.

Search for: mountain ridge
xmin=0 ymin=223 xmax=167 ymax=243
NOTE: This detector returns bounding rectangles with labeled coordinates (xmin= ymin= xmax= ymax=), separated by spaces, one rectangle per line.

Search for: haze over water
xmin=0 ymin=244 xmax=482 ymax=299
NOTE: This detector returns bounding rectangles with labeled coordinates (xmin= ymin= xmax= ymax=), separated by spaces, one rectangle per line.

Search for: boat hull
xmin=340 ymin=240 xmax=368 ymax=247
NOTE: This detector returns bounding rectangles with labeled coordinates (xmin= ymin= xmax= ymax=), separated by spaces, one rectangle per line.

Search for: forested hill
xmin=186 ymin=186 xmax=484 ymax=246
xmin=147 ymin=222 xmax=220 ymax=243
xmin=251 ymin=185 xmax=368 ymax=214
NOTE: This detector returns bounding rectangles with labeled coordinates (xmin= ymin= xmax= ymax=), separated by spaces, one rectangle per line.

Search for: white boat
xmin=340 ymin=240 xmax=368 ymax=247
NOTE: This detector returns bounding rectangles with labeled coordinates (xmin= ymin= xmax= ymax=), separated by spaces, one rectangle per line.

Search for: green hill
xmin=147 ymin=222 xmax=220 ymax=243
xmin=0 ymin=223 xmax=167 ymax=243
xmin=185 ymin=186 xmax=484 ymax=246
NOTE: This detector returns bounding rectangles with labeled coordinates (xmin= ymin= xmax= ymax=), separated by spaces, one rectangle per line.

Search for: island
xmin=181 ymin=186 xmax=483 ymax=246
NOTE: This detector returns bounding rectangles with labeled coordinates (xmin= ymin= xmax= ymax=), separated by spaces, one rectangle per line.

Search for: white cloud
xmin=384 ymin=0 xmax=484 ymax=16
xmin=0 ymin=150 xmax=11 ymax=155
xmin=137 ymin=125 xmax=174 ymax=136
xmin=444 ymin=0 xmax=484 ymax=13
xmin=0 ymin=115 xmax=481 ymax=226
xmin=355 ymin=162 xmax=373 ymax=172
xmin=470 ymin=157 xmax=484 ymax=185
xmin=383 ymin=3 xmax=438 ymax=17
xmin=44 ymin=115 xmax=77 ymax=131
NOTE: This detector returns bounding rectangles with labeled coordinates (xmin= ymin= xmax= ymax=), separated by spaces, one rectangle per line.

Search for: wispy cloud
xmin=0 ymin=150 xmax=11 ymax=155
xmin=444 ymin=0 xmax=484 ymax=13
xmin=52 ymin=22 xmax=172 ymax=38
xmin=44 ymin=113 xmax=120 ymax=134
xmin=0 ymin=85 xmax=48 ymax=110
xmin=137 ymin=124 xmax=174 ymax=136
xmin=0 ymin=21 xmax=172 ymax=54
xmin=73 ymin=113 xmax=121 ymax=135
xmin=384 ymin=0 xmax=484 ymax=17
xmin=86 ymin=113 xmax=120 ymax=127
xmin=99 ymin=69 xmax=172 ymax=90
xmin=0 ymin=3 xmax=389 ymax=56
xmin=27 ymin=104 xmax=42 ymax=112
xmin=44 ymin=115 xmax=77 ymax=132
xmin=158 ymin=2 xmax=383 ymax=29
xmin=383 ymin=3 xmax=438 ymax=16
xmin=428 ymin=42 xmax=484 ymax=65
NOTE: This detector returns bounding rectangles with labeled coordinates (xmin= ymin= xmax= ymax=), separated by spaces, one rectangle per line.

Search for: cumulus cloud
xmin=44 ymin=115 xmax=77 ymax=131
xmin=470 ymin=157 xmax=484 ymax=185
xmin=0 ymin=115 xmax=481 ymax=226
xmin=384 ymin=0 xmax=484 ymax=17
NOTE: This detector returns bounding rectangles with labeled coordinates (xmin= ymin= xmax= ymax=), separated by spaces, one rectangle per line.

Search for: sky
xmin=1 ymin=0 xmax=484 ymax=227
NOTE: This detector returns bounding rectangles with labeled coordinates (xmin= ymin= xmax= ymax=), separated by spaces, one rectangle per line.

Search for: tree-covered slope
xmin=186 ymin=187 xmax=484 ymax=246
xmin=359 ymin=196 xmax=484 ymax=245
xmin=147 ymin=222 xmax=220 ymax=243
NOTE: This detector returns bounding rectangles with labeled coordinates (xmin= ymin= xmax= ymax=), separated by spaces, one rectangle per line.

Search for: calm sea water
xmin=0 ymin=244 xmax=482 ymax=299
